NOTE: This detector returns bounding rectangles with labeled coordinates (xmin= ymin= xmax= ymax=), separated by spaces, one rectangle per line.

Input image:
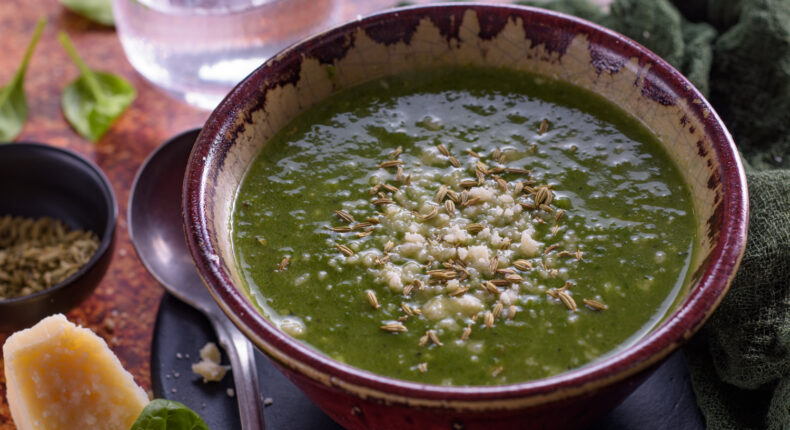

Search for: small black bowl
xmin=0 ymin=143 xmax=117 ymax=330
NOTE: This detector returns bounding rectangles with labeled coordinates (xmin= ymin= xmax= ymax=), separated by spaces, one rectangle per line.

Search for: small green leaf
xmin=58 ymin=32 xmax=136 ymax=142
xmin=0 ymin=18 xmax=45 ymax=142
xmin=130 ymin=399 xmax=209 ymax=430
xmin=60 ymin=0 xmax=114 ymax=26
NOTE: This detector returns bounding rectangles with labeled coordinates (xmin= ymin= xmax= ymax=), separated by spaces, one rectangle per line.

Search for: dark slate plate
xmin=152 ymin=292 xmax=706 ymax=430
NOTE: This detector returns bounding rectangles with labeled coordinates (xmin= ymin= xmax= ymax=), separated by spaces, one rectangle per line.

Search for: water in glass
xmin=113 ymin=0 xmax=342 ymax=109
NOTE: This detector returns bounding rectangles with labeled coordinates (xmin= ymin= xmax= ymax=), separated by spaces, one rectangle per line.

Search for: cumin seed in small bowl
xmin=0 ymin=143 xmax=117 ymax=330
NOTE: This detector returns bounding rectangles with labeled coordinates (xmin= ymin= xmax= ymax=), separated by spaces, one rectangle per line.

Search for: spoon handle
xmin=210 ymin=313 xmax=266 ymax=430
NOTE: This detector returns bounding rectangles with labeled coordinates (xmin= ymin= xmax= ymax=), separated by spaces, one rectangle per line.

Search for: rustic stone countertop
xmin=0 ymin=1 xmax=207 ymax=427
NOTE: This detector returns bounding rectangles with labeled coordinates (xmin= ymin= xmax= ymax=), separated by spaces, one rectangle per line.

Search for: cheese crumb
xmin=520 ymin=228 xmax=542 ymax=257
xmin=192 ymin=342 xmax=231 ymax=383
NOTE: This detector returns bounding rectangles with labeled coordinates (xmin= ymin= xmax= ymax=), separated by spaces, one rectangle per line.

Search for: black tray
xmin=151 ymin=293 xmax=705 ymax=429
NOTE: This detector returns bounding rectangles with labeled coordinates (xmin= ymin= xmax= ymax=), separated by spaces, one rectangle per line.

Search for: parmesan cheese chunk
xmin=3 ymin=314 xmax=149 ymax=430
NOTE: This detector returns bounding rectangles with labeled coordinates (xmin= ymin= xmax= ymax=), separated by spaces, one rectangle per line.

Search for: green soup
xmin=232 ymin=67 xmax=696 ymax=386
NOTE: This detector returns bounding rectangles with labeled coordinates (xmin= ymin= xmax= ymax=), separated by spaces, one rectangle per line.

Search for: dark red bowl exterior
xmin=184 ymin=4 xmax=748 ymax=429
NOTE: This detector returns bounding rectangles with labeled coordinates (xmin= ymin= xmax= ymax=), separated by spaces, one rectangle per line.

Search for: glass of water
xmin=113 ymin=0 xmax=343 ymax=110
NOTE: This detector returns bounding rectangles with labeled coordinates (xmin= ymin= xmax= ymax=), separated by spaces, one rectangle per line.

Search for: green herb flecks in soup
xmin=232 ymin=67 xmax=696 ymax=386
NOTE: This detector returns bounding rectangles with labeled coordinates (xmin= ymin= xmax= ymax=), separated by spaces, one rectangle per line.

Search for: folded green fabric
xmin=519 ymin=0 xmax=790 ymax=428
xmin=685 ymin=170 xmax=790 ymax=429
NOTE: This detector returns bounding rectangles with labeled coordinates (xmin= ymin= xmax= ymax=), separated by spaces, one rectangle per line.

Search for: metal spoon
xmin=128 ymin=129 xmax=265 ymax=430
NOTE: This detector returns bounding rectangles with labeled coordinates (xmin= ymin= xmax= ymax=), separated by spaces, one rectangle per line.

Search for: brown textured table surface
xmin=0 ymin=1 xmax=207 ymax=427
xmin=0 ymin=0 xmax=404 ymax=427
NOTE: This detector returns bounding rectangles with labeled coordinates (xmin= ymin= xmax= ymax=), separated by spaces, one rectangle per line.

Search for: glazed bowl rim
xmin=0 ymin=142 xmax=118 ymax=305
xmin=184 ymin=3 xmax=748 ymax=402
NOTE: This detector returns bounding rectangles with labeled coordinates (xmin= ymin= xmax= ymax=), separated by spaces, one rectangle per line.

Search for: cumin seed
xmin=493 ymin=302 xmax=504 ymax=318
xmin=584 ymin=299 xmax=608 ymax=311
xmin=554 ymin=209 xmax=565 ymax=220
xmin=461 ymin=325 xmax=472 ymax=341
xmin=544 ymin=244 xmax=560 ymax=255
xmin=475 ymin=161 xmax=489 ymax=175
xmin=427 ymin=269 xmax=457 ymax=280
xmin=335 ymin=244 xmax=354 ymax=257
xmin=513 ymin=259 xmax=532 ymax=271
xmin=538 ymin=118 xmax=548 ymax=135
xmin=428 ymin=330 xmax=443 ymax=346
xmin=381 ymin=322 xmax=407 ymax=332
xmin=372 ymin=198 xmax=394 ymax=206
xmin=434 ymin=185 xmax=448 ymax=203
xmin=378 ymin=160 xmax=404 ymax=169
xmin=489 ymin=256 xmax=499 ymax=274
xmin=495 ymin=177 xmax=508 ymax=192
xmin=335 ymin=210 xmax=355 ymax=223
xmin=356 ymin=229 xmax=374 ymax=238
xmin=505 ymin=167 xmax=531 ymax=175
xmin=449 ymin=286 xmax=470 ymax=297
xmin=419 ymin=205 xmax=439 ymax=221
xmin=449 ymin=156 xmax=461 ymax=168
xmin=484 ymin=311 xmax=494 ymax=328
xmin=462 ymin=197 xmax=480 ymax=207
xmin=381 ymin=183 xmax=399 ymax=193
xmin=476 ymin=170 xmax=485 ymax=185
xmin=558 ymin=291 xmax=578 ymax=312
xmin=277 ymin=256 xmax=290 ymax=271
xmin=389 ymin=146 xmax=403 ymax=159
xmin=466 ymin=223 xmax=484 ymax=234
xmin=437 ymin=144 xmax=450 ymax=157
xmin=367 ymin=291 xmax=379 ymax=309
xmin=483 ymin=281 xmax=501 ymax=294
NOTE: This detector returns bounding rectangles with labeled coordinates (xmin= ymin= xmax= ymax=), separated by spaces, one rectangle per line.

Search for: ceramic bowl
xmin=0 ymin=143 xmax=117 ymax=330
xmin=183 ymin=4 xmax=748 ymax=429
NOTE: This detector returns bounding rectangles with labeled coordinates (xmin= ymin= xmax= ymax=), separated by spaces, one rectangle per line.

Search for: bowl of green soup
xmin=184 ymin=4 xmax=748 ymax=428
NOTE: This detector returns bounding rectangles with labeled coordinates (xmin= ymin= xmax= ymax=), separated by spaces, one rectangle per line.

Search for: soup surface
xmin=232 ymin=67 xmax=696 ymax=386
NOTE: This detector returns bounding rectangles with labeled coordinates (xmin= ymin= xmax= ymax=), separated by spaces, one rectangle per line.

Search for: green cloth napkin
xmin=517 ymin=0 xmax=790 ymax=428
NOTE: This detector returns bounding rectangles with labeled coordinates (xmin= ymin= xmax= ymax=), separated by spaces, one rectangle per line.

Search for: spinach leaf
xmin=60 ymin=0 xmax=114 ymax=26
xmin=130 ymin=399 xmax=209 ymax=430
xmin=0 ymin=18 xmax=45 ymax=142
xmin=58 ymin=32 xmax=136 ymax=142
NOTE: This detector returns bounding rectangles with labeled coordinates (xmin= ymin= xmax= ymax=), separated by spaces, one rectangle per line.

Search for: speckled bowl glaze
xmin=184 ymin=4 xmax=748 ymax=429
